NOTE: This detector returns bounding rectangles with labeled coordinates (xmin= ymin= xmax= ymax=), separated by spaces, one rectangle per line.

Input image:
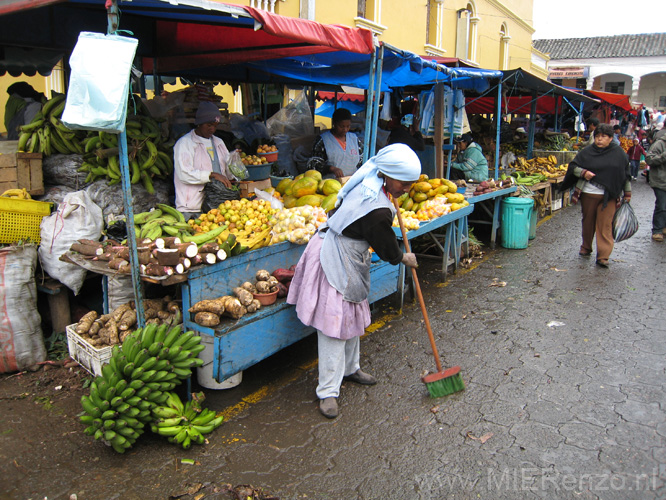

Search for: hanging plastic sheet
xmin=62 ymin=32 xmax=138 ymax=132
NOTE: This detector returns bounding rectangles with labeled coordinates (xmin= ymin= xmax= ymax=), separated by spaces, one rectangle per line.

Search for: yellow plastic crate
xmin=0 ymin=197 xmax=52 ymax=244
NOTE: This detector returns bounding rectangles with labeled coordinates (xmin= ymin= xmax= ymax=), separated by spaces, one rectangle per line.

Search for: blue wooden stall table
xmin=465 ymin=186 xmax=517 ymax=248
xmin=392 ymin=204 xmax=474 ymax=309
xmin=182 ymin=240 xmax=400 ymax=384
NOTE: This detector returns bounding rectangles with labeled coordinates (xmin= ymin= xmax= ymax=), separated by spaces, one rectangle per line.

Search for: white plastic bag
xmin=39 ymin=191 xmax=104 ymax=295
xmin=62 ymin=32 xmax=139 ymax=132
xmin=0 ymin=245 xmax=45 ymax=373
xmin=612 ymin=201 xmax=639 ymax=242
xmin=254 ymin=187 xmax=284 ymax=209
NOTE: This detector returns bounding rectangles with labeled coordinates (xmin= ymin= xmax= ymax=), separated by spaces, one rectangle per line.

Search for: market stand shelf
xmin=182 ymin=240 xmax=400 ymax=383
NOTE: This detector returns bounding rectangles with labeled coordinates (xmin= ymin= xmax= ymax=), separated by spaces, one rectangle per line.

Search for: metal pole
xmin=527 ymin=90 xmax=537 ymax=159
xmin=118 ymin=131 xmax=145 ymax=328
xmin=577 ymin=101 xmax=584 ymax=142
xmin=446 ymin=87 xmax=454 ymax=179
xmin=494 ymin=81 xmax=502 ymax=178
xmin=554 ymin=96 xmax=560 ymax=132
xmin=363 ymin=48 xmax=377 ymax=163
xmin=108 ymin=0 xmax=144 ymax=327
xmin=369 ymin=44 xmax=384 ymax=157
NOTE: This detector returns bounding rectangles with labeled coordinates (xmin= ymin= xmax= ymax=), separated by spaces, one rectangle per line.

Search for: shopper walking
xmin=562 ymin=124 xmax=631 ymax=267
xmin=645 ymin=130 xmax=666 ymax=242
xmin=626 ymin=138 xmax=646 ymax=180
xmin=287 ymin=143 xmax=420 ymax=419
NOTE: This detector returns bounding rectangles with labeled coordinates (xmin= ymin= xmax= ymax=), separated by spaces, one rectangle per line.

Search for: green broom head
xmin=422 ymin=366 xmax=464 ymax=398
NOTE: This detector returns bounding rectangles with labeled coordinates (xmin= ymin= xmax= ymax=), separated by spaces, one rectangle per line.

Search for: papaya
xmin=435 ymin=185 xmax=449 ymax=195
xmin=418 ymin=174 xmax=429 ymax=182
xmin=409 ymin=187 xmax=416 ymax=199
xmin=304 ymin=169 xmax=323 ymax=182
xmin=444 ymin=179 xmax=458 ymax=193
xmin=291 ymin=177 xmax=318 ymax=198
xmin=450 ymin=203 xmax=462 ymax=211
xmin=413 ymin=192 xmax=428 ymax=203
xmin=413 ymin=181 xmax=432 ymax=193
xmin=283 ymin=195 xmax=298 ymax=208
xmin=321 ymin=178 xmax=342 ymax=196
xmin=317 ymin=180 xmax=325 ymax=193
xmin=445 ymin=192 xmax=465 ymax=204
xmin=428 ymin=178 xmax=442 ymax=188
xmin=321 ymin=193 xmax=337 ymax=213
xmin=294 ymin=174 xmax=304 ymax=181
xmin=276 ymin=178 xmax=293 ymax=195
xmin=401 ymin=197 xmax=414 ymax=211
xmin=296 ymin=194 xmax=323 ymax=207
xmin=427 ymin=188 xmax=436 ymax=198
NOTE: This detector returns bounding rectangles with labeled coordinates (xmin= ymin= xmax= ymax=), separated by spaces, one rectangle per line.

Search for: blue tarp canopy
xmin=315 ymin=99 xmax=365 ymax=118
xmin=160 ymin=47 xmax=502 ymax=92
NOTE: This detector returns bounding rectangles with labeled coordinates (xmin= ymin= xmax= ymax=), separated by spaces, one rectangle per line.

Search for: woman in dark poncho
xmin=561 ymin=123 xmax=631 ymax=268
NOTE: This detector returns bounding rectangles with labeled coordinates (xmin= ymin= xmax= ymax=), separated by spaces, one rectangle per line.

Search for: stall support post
xmin=363 ymin=48 xmax=378 ymax=163
xmin=445 ymin=88 xmax=455 ymax=179
xmin=527 ymin=91 xmax=537 ymax=160
xmin=554 ymin=96 xmax=561 ymax=132
xmin=494 ymin=81 xmax=502 ymax=178
xmin=369 ymin=45 xmax=385 ymax=158
xmin=118 ymin=131 xmax=146 ymax=328
xmin=576 ymin=102 xmax=584 ymax=142
xmin=434 ymin=83 xmax=444 ymax=179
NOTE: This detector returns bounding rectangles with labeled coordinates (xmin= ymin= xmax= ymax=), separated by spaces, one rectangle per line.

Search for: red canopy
xmin=143 ymin=4 xmax=374 ymax=74
xmin=465 ymin=96 xmax=559 ymax=115
xmin=586 ymin=90 xmax=632 ymax=111
xmin=317 ymin=91 xmax=365 ymax=102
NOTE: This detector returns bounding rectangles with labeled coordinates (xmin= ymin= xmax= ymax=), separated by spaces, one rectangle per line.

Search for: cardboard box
xmin=0 ymin=141 xmax=44 ymax=196
xmin=239 ymin=178 xmax=271 ymax=198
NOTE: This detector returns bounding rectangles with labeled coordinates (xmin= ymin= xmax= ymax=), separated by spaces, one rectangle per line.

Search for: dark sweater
xmin=341 ymin=208 xmax=403 ymax=265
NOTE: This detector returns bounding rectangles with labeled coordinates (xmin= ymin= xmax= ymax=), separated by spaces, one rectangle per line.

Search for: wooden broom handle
xmin=393 ymin=198 xmax=443 ymax=372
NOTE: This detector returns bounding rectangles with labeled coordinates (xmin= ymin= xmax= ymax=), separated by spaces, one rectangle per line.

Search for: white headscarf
xmin=335 ymin=143 xmax=421 ymax=207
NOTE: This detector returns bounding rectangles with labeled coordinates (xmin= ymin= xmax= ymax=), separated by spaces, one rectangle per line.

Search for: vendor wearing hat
xmin=174 ymin=101 xmax=235 ymax=221
xmin=448 ymin=132 xmax=489 ymax=182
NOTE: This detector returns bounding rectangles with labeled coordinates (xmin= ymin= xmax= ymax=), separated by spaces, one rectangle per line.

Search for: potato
xmin=266 ymin=276 xmax=279 ymax=288
xmin=195 ymin=311 xmax=221 ymax=327
xmin=241 ymin=281 xmax=257 ymax=293
xmin=255 ymin=269 xmax=271 ymax=281
xmin=233 ymin=287 xmax=254 ymax=307
xmin=255 ymin=280 xmax=271 ymax=294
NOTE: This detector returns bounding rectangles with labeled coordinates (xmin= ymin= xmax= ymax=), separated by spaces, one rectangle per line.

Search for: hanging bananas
xmin=79 ymin=323 xmax=206 ymax=453
xmin=18 ymin=92 xmax=175 ymax=192
xmin=150 ymin=392 xmax=224 ymax=449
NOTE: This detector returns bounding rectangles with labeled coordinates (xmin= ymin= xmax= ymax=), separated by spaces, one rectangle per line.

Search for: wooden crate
xmin=0 ymin=141 xmax=44 ymax=196
xmin=239 ymin=178 xmax=271 ymax=198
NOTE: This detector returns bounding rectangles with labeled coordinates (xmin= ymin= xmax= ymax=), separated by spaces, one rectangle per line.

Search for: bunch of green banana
xmin=77 ymin=110 xmax=174 ymax=192
xmin=80 ymin=323 xmax=205 ymax=453
xmin=18 ymin=92 xmax=175 ymax=194
xmin=150 ymin=392 xmax=224 ymax=450
xmin=17 ymin=94 xmax=87 ymax=156
xmin=133 ymin=204 xmax=194 ymax=241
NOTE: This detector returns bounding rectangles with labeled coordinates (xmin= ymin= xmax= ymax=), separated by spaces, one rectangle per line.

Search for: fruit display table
xmin=393 ymin=204 xmax=474 ymax=308
xmin=181 ymin=241 xmax=400 ymax=383
xmin=465 ymin=186 xmax=518 ymax=248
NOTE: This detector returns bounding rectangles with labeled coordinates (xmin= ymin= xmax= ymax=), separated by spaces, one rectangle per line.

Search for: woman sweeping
xmin=561 ymin=123 xmax=631 ymax=268
xmin=287 ymin=144 xmax=421 ymax=418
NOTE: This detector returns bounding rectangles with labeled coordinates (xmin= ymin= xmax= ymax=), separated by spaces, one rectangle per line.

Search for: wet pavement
xmin=2 ymin=177 xmax=665 ymax=500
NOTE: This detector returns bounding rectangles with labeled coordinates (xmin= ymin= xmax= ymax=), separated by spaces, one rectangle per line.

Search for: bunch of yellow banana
xmin=233 ymin=226 xmax=273 ymax=251
xmin=1 ymin=188 xmax=31 ymax=199
xmin=150 ymin=392 xmax=224 ymax=450
xmin=512 ymin=155 xmax=568 ymax=179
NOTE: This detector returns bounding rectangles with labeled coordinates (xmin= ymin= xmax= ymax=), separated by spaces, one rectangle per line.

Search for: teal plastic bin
xmin=501 ymin=197 xmax=533 ymax=249
xmin=529 ymin=200 xmax=537 ymax=240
